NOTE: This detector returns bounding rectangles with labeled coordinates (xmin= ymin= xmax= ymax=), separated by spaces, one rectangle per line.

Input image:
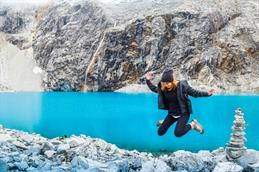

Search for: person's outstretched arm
xmin=145 ymin=72 xmax=158 ymax=93
xmin=184 ymin=80 xmax=214 ymax=98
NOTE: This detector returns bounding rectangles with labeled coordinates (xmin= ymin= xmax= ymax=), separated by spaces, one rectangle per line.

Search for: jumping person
xmin=145 ymin=69 xmax=214 ymax=137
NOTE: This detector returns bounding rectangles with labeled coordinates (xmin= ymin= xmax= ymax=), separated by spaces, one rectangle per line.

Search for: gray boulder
xmin=213 ymin=162 xmax=243 ymax=172
xmin=164 ymin=150 xmax=214 ymax=171
xmin=71 ymin=156 xmax=89 ymax=169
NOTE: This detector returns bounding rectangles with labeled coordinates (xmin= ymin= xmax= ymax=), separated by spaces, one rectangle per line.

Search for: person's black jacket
xmin=146 ymin=79 xmax=210 ymax=115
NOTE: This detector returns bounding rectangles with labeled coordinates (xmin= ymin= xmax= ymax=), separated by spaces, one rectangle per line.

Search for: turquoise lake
xmin=0 ymin=92 xmax=258 ymax=152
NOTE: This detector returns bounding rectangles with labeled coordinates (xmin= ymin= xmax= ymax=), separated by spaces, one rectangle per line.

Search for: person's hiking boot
xmin=156 ymin=119 xmax=164 ymax=127
xmin=190 ymin=119 xmax=204 ymax=134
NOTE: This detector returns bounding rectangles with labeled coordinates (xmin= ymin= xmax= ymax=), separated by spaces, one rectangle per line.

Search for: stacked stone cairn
xmin=226 ymin=108 xmax=247 ymax=160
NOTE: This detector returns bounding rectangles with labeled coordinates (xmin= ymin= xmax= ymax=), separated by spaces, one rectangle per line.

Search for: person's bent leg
xmin=174 ymin=114 xmax=191 ymax=137
xmin=158 ymin=114 xmax=177 ymax=136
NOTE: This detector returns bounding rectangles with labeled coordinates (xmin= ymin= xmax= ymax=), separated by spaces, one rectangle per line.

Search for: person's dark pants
xmin=157 ymin=114 xmax=191 ymax=137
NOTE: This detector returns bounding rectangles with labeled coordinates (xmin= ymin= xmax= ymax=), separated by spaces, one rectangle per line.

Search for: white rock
xmin=107 ymin=160 xmax=129 ymax=172
xmin=30 ymin=156 xmax=43 ymax=167
xmin=212 ymin=149 xmax=227 ymax=163
xmin=16 ymin=161 xmax=29 ymax=171
xmin=0 ymin=134 xmax=15 ymax=143
xmin=19 ymin=154 xmax=28 ymax=161
xmin=86 ymin=159 xmax=108 ymax=169
xmin=68 ymin=139 xmax=80 ymax=148
xmin=213 ymin=162 xmax=243 ymax=172
xmin=140 ymin=159 xmax=171 ymax=172
xmin=171 ymin=151 xmax=205 ymax=171
xmin=140 ymin=161 xmax=155 ymax=172
xmin=13 ymin=155 xmax=21 ymax=162
xmin=44 ymin=150 xmax=56 ymax=159
xmin=249 ymin=162 xmax=259 ymax=171
xmin=197 ymin=150 xmax=214 ymax=166
xmin=40 ymin=162 xmax=52 ymax=171
xmin=57 ymin=144 xmax=70 ymax=152
xmin=26 ymin=145 xmax=41 ymax=155
xmin=68 ymin=137 xmax=85 ymax=147
xmin=41 ymin=141 xmax=55 ymax=152
xmin=237 ymin=149 xmax=259 ymax=166
xmin=50 ymin=139 xmax=63 ymax=145
xmin=80 ymin=134 xmax=88 ymax=139
xmin=20 ymin=134 xmax=34 ymax=143
xmin=9 ymin=151 xmax=19 ymax=156
xmin=71 ymin=156 xmax=89 ymax=169
xmin=154 ymin=159 xmax=172 ymax=172
xmin=12 ymin=140 xmax=28 ymax=150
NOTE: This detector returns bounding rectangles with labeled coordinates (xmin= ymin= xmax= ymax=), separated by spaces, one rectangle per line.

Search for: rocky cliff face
xmin=0 ymin=0 xmax=258 ymax=92
xmin=33 ymin=1 xmax=113 ymax=91
xmin=33 ymin=0 xmax=259 ymax=92
xmin=0 ymin=8 xmax=25 ymax=34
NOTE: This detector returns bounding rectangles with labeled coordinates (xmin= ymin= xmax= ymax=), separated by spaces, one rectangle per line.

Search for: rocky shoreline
xmin=0 ymin=125 xmax=258 ymax=172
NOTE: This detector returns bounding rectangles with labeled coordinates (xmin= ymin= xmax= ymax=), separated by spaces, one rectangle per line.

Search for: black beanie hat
xmin=161 ymin=69 xmax=174 ymax=82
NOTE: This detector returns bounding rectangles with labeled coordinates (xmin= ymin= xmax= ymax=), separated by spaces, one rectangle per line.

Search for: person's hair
xmin=161 ymin=80 xmax=178 ymax=91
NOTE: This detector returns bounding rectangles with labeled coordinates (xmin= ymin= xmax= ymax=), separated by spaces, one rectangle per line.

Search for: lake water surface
xmin=0 ymin=92 xmax=258 ymax=152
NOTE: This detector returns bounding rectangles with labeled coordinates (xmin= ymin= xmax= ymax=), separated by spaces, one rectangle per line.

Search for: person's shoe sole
xmin=192 ymin=119 xmax=205 ymax=134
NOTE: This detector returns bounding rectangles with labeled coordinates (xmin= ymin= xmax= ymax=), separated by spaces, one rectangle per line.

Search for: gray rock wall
xmin=33 ymin=1 xmax=113 ymax=91
xmin=33 ymin=0 xmax=259 ymax=92
xmin=0 ymin=10 xmax=26 ymax=34
xmin=0 ymin=0 xmax=258 ymax=92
